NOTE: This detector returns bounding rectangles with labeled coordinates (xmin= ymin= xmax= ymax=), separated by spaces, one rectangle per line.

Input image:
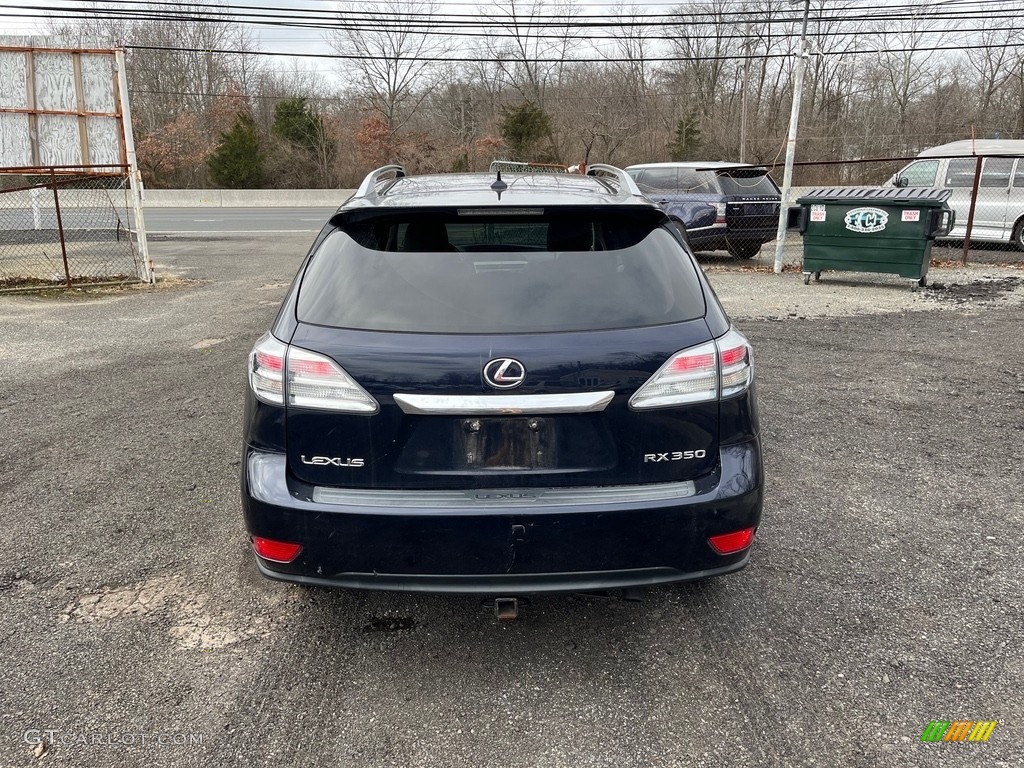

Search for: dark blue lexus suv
xmin=241 ymin=164 xmax=763 ymax=596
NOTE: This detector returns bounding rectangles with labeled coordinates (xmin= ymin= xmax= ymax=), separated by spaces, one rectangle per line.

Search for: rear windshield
xmin=296 ymin=212 xmax=706 ymax=334
xmin=715 ymin=169 xmax=779 ymax=196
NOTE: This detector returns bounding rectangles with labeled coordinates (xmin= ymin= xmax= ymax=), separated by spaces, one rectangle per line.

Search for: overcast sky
xmin=0 ymin=0 xmax=678 ymax=88
xmin=0 ymin=0 xmax=1010 ymax=88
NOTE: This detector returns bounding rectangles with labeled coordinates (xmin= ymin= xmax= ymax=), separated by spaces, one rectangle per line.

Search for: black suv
xmin=242 ymin=164 xmax=763 ymax=595
xmin=626 ymin=162 xmax=781 ymax=259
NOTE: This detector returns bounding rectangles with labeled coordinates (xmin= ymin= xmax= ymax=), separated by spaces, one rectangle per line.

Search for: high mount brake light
xmin=629 ymin=328 xmax=753 ymax=410
xmin=247 ymin=335 xmax=379 ymax=414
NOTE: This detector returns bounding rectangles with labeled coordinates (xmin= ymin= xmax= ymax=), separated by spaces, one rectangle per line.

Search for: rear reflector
xmin=251 ymin=536 xmax=303 ymax=563
xmin=708 ymin=527 xmax=756 ymax=555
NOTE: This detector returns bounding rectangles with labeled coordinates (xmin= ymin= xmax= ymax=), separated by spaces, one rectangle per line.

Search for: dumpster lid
xmin=797 ymin=186 xmax=952 ymax=204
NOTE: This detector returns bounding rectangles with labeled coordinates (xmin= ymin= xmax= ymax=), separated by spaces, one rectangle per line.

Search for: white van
xmin=890 ymin=139 xmax=1024 ymax=249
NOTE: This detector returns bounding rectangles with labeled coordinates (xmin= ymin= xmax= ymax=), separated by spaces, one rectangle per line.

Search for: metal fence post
xmin=50 ymin=171 xmax=72 ymax=288
xmin=115 ymin=49 xmax=153 ymax=284
xmin=31 ymin=186 xmax=42 ymax=230
xmin=960 ymin=155 xmax=983 ymax=266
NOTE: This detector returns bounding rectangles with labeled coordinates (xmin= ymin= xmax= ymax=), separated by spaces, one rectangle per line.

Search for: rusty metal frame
xmin=1 ymin=44 xmax=151 ymax=282
xmin=0 ymin=163 xmax=129 ymax=177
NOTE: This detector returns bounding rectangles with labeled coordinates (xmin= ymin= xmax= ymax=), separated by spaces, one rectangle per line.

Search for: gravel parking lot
xmin=1 ymin=234 xmax=1021 ymax=768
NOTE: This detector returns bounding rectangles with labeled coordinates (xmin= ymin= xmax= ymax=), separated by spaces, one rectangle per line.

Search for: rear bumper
xmin=687 ymin=225 xmax=776 ymax=250
xmin=241 ymin=439 xmax=763 ymax=594
xmin=253 ymin=557 xmax=749 ymax=594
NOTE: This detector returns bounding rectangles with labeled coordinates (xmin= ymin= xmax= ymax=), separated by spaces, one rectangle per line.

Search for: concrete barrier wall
xmin=139 ymin=186 xmax=876 ymax=208
xmin=3 ymin=185 xmax=879 ymax=210
xmin=143 ymin=189 xmax=355 ymax=207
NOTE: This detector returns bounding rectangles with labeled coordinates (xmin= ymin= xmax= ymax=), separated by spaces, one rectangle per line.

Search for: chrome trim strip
xmin=392 ymin=391 xmax=615 ymax=415
xmin=313 ymin=480 xmax=697 ymax=508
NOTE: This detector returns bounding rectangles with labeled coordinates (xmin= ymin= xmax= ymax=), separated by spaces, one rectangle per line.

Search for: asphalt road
xmin=141 ymin=207 xmax=337 ymax=234
xmin=0 ymin=233 xmax=1021 ymax=767
xmin=0 ymin=207 xmax=337 ymax=235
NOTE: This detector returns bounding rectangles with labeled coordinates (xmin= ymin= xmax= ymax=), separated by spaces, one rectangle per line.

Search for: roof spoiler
xmin=586 ymin=164 xmax=642 ymax=200
xmin=355 ymin=165 xmax=406 ymax=201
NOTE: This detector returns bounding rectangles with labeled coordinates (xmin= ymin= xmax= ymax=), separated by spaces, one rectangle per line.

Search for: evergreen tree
xmin=208 ymin=112 xmax=265 ymax=188
xmin=499 ymin=102 xmax=554 ymax=161
xmin=668 ymin=113 xmax=703 ymax=161
xmin=273 ymin=97 xmax=324 ymax=152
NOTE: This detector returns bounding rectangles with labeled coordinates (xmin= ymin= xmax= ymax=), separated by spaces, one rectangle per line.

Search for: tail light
xmin=286 ymin=346 xmax=378 ymax=413
xmin=629 ymin=328 xmax=752 ymax=410
xmin=714 ymin=202 xmax=727 ymax=225
xmin=718 ymin=329 xmax=752 ymax=396
xmin=248 ymin=334 xmax=379 ymax=413
xmin=249 ymin=333 xmax=287 ymax=405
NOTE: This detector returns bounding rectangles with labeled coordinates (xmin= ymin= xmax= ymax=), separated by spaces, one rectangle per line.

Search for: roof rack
xmin=355 ymin=165 xmax=406 ymax=201
xmin=586 ymin=164 xmax=642 ymax=200
xmin=489 ymin=160 xmax=569 ymax=174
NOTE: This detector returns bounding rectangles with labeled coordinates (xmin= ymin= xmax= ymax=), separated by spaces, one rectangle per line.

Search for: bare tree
xmin=867 ymin=7 xmax=947 ymax=152
xmin=50 ymin=2 xmax=261 ymax=135
xmin=482 ymin=0 xmax=579 ymax=108
xmin=329 ymin=0 xmax=452 ymax=132
xmin=957 ymin=1 xmax=1021 ymax=131
xmin=428 ymin=66 xmax=484 ymax=147
xmin=558 ymin=65 xmax=640 ymax=165
xmin=667 ymin=0 xmax=742 ymax=120
xmin=602 ymin=3 xmax=665 ymax=160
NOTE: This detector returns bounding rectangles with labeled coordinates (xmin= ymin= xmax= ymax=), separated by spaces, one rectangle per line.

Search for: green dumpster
xmin=789 ymin=187 xmax=954 ymax=290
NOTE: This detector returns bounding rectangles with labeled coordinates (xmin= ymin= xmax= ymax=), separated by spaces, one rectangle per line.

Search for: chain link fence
xmin=679 ymin=156 xmax=1024 ymax=269
xmin=0 ymin=173 xmax=146 ymax=289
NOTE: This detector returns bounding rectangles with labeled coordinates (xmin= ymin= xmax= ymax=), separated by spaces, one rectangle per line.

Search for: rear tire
xmin=1013 ymin=219 xmax=1024 ymax=251
xmin=728 ymin=242 xmax=761 ymax=260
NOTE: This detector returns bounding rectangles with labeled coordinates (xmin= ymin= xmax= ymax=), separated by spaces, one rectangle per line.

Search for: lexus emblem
xmin=483 ymin=358 xmax=526 ymax=389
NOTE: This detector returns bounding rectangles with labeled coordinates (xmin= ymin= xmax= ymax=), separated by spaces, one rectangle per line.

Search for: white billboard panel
xmin=0 ymin=44 xmax=127 ymax=171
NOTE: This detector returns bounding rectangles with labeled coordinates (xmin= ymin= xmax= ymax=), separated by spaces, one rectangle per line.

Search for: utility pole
xmin=740 ymin=21 xmax=751 ymax=163
xmin=772 ymin=0 xmax=811 ymax=274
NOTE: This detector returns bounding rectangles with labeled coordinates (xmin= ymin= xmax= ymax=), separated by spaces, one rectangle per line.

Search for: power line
xmin=118 ymin=38 xmax=1024 ymax=64
xmin=14 ymin=1 xmax=1024 ymax=30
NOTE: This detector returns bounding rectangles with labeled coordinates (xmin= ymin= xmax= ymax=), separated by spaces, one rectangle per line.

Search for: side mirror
xmin=894 ymin=175 xmax=909 ymax=188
